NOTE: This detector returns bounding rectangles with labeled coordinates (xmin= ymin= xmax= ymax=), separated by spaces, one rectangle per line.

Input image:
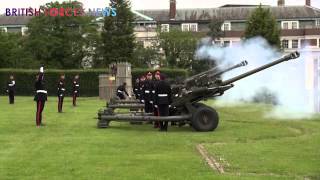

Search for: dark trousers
xmin=58 ymin=95 xmax=64 ymax=113
xmin=9 ymin=91 xmax=14 ymax=104
xmin=73 ymin=93 xmax=78 ymax=106
xmin=154 ymin=106 xmax=160 ymax=128
xmin=158 ymin=104 xmax=169 ymax=131
xmin=117 ymin=93 xmax=125 ymax=100
xmin=145 ymin=101 xmax=153 ymax=113
xmin=36 ymin=100 xmax=45 ymax=126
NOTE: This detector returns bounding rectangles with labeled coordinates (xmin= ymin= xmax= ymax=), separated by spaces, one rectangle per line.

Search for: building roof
xmin=0 ymin=16 xmax=32 ymax=26
xmin=137 ymin=6 xmax=320 ymax=22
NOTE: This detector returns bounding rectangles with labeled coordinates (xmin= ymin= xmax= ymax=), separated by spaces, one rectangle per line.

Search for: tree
xmin=207 ymin=18 xmax=224 ymax=42
xmin=244 ymin=5 xmax=281 ymax=48
xmin=25 ymin=1 xmax=98 ymax=69
xmin=158 ymin=29 xmax=198 ymax=68
xmin=0 ymin=32 xmax=36 ymax=68
xmin=100 ymin=0 xmax=135 ymax=67
xmin=132 ymin=43 xmax=161 ymax=68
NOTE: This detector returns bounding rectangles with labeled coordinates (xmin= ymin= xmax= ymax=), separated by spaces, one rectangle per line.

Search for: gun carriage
xmin=97 ymin=52 xmax=300 ymax=131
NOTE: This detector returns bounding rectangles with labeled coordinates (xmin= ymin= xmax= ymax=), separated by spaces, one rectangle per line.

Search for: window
xmin=292 ymin=40 xmax=299 ymax=48
xmin=0 ymin=27 xmax=6 ymax=32
xmin=161 ymin=24 xmax=170 ymax=32
xmin=282 ymin=22 xmax=289 ymax=29
xmin=22 ymin=27 xmax=28 ymax=36
xmin=282 ymin=40 xmax=289 ymax=49
xmin=221 ymin=22 xmax=231 ymax=31
xmin=181 ymin=24 xmax=189 ymax=32
xmin=6 ymin=27 xmax=22 ymax=33
xmin=301 ymin=39 xmax=317 ymax=47
xmin=181 ymin=23 xmax=198 ymax=32
xmin=316 ymin=19 xmax=320 ymax=27
xmin=281 ymin=21 xmax=299 ymax=29
xmin=292 ymin=22 xmax=298 ymax=29
xmin=223 ymin=41 xmax=230 ymax=47
xmin=189 ymin=23 xmax=198 ymax=32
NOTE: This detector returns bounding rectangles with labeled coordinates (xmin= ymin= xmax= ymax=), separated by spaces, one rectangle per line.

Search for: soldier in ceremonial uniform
xmin=142 ymin=72 xmax=154 ymax=113
xmin=139 ymin=75 xmax=146 ymax=103
xmin=133 ymin=78 xmax=140 ymax=99
xmin=153 ymin=71 xmax=161 ymax=128
xmin=6 ymin=75 xmax=16 ymax=104
xmin=34 ymin=67 xmax=47 ymax=128
xmin=72 ymin=75 xmax=80 ymax=106
xmin=57 ymin=74 xmax=66 ymax=113
xmin=154 ymin=72 xmax=172 ymax=131
xmin=116 ymin=82 xmax=130 ymax=100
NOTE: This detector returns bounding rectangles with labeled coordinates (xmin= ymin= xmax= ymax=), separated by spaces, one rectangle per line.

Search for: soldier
xmin=153 ymin=71 xmax=161 ymax=128
xmin=34 ymin=67 xmax=47 ymax=128
xmin=116 ymin=82 xmax=130 ymax=100
xmin=154 ymin=72 xmax=172 ymax=131
xmin=139 ymin=75 xmax=146 ymax=103
xmin=57 ymin=74 xmax=66 ymax=113
xmin=72 ymin=75 xmax=80 ymax=106
xmin=6 ymin=75 xmax=16 ymax=104
xmin=142 ymin=72 xmax=154 ymax=114
xmin=133 ymin=78 xmax=140 ymax=99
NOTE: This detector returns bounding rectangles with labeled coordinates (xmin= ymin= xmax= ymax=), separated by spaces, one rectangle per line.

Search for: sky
xmin=0 ymin=0 xmax=319 ymax=11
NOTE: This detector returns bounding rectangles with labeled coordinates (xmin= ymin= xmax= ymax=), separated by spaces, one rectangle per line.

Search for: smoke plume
xmin=196 ymin=36 xmax=314 ymax=119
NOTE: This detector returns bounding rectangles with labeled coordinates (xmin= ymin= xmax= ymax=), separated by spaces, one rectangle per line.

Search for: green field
xmin=0 ymin=96 xmax=319 ymax=180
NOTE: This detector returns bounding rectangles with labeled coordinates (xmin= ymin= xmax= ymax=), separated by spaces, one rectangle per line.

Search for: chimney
xmin=169 ymin=0 xmax=176 ymax=20
xmin=306 ymin=0 xmax=311 ymax=6
xmin=278 ymin=0 xmax=285 ymax=6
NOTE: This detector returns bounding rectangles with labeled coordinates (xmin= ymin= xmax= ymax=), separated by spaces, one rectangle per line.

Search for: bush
xmin=252 ymin=87 xmax=279 ymax=105
xmin=0 ymin=68 xmax=188 ymax=96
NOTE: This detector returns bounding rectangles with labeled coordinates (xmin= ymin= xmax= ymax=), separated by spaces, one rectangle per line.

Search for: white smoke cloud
xmin=196 ymin=36 xmax=315 ymax=119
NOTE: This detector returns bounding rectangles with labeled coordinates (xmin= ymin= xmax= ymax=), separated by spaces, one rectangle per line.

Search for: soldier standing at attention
xmin=6 ymin=75 xmax=16 ymax=104
xmin=154 ymin=72 xmax=172 ymax=131
xmin=139 ymin=75 xmax=146 ymax=103
xmin=57 ymin=74 xmax=66 ymax=113
xmin=116 ymin=82 xmax=130 ymax=100
xmin=153 ymin=71 xmax=161 ymax=128
xmin=34 ymin=67 xmax=47 ymax=128
xmin=142 ymin=72 xmax=154 ymax=114
xmin=72 ymin=75 xmax=80 ymax=106
xmin=133 ymin=78 xmax=140 ymax=99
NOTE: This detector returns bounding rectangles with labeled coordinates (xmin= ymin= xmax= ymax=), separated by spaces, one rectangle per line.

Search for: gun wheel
xmin=191 ymin=106 xmax=219 ymax=132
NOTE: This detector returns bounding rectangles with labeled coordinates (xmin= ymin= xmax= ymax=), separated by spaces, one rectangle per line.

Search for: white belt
xmin=152 ymin=90 xmax=155 ymax=93
xmin=61 ymin=88 xmax=66 ymax=91
xmin=158 ymin=94 xmax=168 ymax=97
xmin=118 ymin=90 xmax=123 ymax=93
xmin=145 ymin=90 xmax=150 ymax=93
xmin=37 ymin=90 xmax=47 ymax=94
xmin=75 ymin=85 xmax=80 ymax=87
xmin=134 ymin=89 xmax=138 ymax=91
xmin=9 ymin=84 xmax=15 ymax=87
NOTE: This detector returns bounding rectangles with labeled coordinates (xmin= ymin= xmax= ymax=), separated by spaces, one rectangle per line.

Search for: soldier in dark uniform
xmin=116 ymin=82 xmax=129 ymax=100
xmin=6 ymin=75 xmax=16 ymax=104
xmin=133 ymin=78 xmax=140 ymax=99
xmin=154 ymin=72 xmax=172 ymax=131
xmin=72 ymin=75 xmax=80 ymax=106
xmin=142 ymin=72 xmax=154 ymax=113
xmin=139 ymin=76 xmax=146 ymax=103
xmin=34 ymin=67 xmax=47 ymax=128
xmin=57 ymin=74 xmax=66 ymax=113
xmin=153 ymin=71 xmax=161 ymax=128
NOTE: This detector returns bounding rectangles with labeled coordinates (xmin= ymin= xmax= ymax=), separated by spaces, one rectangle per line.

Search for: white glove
xmin=150 ymin=101 xmax=153 ymax=104
xmin=169 ymin=105 xmax=172 ymax=108
xmin=154 ymin=105 xmax=158 ymax=108
xmin=141 ymin=100 xmax=145 ymax=103
xmin=40 ymin=67 xmax=44 ymax=73
xmin=129 ymin=95 xmax=132 ymax=98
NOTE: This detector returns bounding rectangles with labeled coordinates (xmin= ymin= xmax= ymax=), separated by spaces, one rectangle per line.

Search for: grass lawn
xmin=0 ymin=96 xmax=319 ymax=180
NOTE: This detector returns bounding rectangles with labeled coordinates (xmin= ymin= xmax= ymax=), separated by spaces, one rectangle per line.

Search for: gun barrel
xmin=221 ymin=51 xmax=300 ymax=86
xmin=210 ymin=60 xmax=248 ymax=78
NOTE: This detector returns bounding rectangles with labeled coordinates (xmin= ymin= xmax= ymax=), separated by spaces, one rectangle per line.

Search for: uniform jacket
xmin=142 ymin=80 xmax=154 ymax=102
xmin=57 ymin=80 xmax=66 ymax=97
xmin=7 ymin=80 xmax=16 ymax=92
xmin=154 ymin=80 xmax=172 ymax=105
xmin=73 ymin=79 xmax=80 ymax=95
xmin=34 ymin=73 xmax=47 ymax=101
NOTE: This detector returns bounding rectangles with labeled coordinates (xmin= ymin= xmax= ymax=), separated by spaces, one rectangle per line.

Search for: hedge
xmin=0 ymin=68 xmax=188 ymax=97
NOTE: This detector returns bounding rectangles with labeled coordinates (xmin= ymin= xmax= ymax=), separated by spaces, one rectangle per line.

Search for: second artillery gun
xmin=98 ymin=51 xmax=300 ymax=131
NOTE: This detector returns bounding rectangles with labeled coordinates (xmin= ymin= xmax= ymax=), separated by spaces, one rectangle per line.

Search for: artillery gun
xmin=97 ymin=52 xmax=300 ymax=131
